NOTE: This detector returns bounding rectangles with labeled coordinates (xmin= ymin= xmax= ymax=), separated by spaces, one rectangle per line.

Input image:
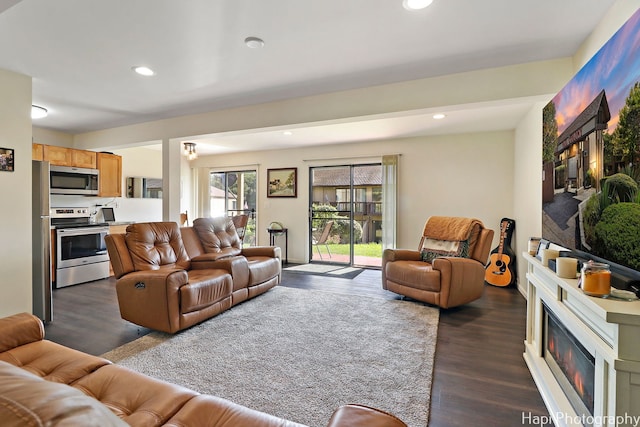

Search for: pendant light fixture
xmin=183 ymin=142 xmax=197 ymax=160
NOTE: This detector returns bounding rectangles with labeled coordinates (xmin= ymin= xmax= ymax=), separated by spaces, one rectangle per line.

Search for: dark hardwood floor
xmin=44 ymin=268 xmax=551 ymax=426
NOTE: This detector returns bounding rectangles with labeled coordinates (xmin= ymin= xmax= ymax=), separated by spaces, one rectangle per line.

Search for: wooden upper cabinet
xmin=97 ymin=152 xmax=122 ymax=197
xmin=71 ymin=149 xmax=97 ymax=169
xmin=37 ymin=145 xmax=97 ymax=168
xmin=32 ymin=143 xmax=44 ymax=161
xmin=43 ymin=145 xmax=72 ymax=166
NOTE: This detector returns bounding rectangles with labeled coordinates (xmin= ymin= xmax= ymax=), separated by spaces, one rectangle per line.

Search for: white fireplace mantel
xmin=523 ymin=253 xmax=640 ymax=427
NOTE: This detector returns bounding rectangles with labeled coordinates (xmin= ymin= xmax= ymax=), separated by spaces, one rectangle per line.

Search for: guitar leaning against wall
xmin=484 ymin=218 xmax=516 ymax=287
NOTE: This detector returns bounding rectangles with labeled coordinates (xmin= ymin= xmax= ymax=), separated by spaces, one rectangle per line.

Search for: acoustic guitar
xmin=485 ymin=218 xmax=516 ymax=287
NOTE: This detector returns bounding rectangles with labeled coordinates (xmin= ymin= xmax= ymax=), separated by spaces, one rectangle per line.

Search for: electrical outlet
xmin=115 ymin=202 xmax=119 ymax=208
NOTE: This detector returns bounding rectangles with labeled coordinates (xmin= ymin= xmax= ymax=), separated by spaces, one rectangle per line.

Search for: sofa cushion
xmin=0 ymin=361 xmax=127 ymax=427
xmin=125 ymin=222 xmax=191 ymax=271
xmin=193 ymin=217 xmax=243 ymax=257
xmin=73 ymin=364 xmax=199 ymax=426
xmin=0 ymin=340 xmax=111 ymax=385
xmin=385 ymin=260 xmax=441 ymax=292
xmin=247 ymin=257 xmax=281 ymax=286
xmin=182 ymin=269 xmax=233 ymax=313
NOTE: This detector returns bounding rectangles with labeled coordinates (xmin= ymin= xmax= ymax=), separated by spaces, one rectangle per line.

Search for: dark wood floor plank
xmin=43 ymin=268 xmax=551 ymax=426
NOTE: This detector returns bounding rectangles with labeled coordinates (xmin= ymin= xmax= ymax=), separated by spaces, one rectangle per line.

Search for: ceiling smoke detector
xmin=244 ymin=36 xmax=265 ymax=49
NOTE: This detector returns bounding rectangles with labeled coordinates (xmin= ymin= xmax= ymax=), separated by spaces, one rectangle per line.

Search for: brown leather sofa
xmin=382 ymin=216 xmax=494 ymax=308
xmin=105 ymin=220 xmax=280 ymax=333
xmin=0 ymin=312 xmax=407 ymax=426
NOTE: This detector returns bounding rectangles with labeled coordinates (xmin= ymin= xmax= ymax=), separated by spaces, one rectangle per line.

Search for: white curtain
xmin=382 ymin=155 xmax=398 ymax=250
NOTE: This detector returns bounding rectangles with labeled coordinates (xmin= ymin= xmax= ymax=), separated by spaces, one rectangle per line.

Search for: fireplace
xmin=543 ymin=303 xmax=595 ymax=420
xmin=524 ymin=253 xmax=640 ymax=427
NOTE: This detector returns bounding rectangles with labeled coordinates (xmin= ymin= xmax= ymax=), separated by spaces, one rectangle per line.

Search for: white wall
xmin=0 ymin=68 xmax=32 ymax=317
xmin=513 ymin=103 xmax=546 ymax=295
xmin=32 ymin=127 xmax=73 ymax=147
xmin=192 ymin=130 xmax=514 ymax=263
xmin=512 ymin=0 xmax=640 ymax=294
xmin=110 ymin=146 xmax=163 ymax=223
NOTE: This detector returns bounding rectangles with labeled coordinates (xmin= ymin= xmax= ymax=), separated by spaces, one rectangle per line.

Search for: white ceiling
xmin=0 ymin=0 xmax=616 ymax=155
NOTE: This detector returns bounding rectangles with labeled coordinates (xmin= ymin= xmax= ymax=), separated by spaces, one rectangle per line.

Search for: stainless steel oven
xmin=52 ymin=208 xmax=110 ymax=288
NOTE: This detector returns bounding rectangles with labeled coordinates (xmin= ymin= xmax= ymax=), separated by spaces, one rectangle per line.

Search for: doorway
xmin=209 ymin=170 xmax=257 ymax=246
xmin=309 ymin=164 xmax=382 ymax=268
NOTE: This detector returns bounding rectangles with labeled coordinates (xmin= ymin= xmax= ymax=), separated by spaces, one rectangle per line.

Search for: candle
xmin=580 ymin=262 xmax=611 ymax=297
xmin=556 ymin=257 xmax=578 ymax=279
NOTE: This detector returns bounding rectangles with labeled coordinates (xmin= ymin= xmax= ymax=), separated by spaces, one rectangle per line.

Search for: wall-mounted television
xmin=542 ymin=8 xmax=640 ymax=290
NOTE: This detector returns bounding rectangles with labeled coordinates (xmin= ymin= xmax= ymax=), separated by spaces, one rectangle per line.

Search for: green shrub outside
xmin=581 ymin=194 xmax=601 ymax=246
xmin=583 ymin=173 xmax=639 ymax=248
xmin=593 ymin=203 xmax=640 ymax=270
xmin=311 ymin=203 xmax=363 ymax=244
xmin=602 ymin=173 xmax=638 ymax=203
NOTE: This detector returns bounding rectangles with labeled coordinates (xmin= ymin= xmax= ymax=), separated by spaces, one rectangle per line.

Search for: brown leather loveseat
xmin=183 ymin=216 xmax=282 ymax=305
xmin=0 ymin=312 xmax=408 ymax=426
xmin=105 ymin=219 xmax=281 ymax=333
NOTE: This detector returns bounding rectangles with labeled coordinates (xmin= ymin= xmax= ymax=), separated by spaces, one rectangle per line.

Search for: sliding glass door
xmin=209 ymin=170 xmax=257 ymax=245
xmin=309 ymin=164 xmax=382 ymax=268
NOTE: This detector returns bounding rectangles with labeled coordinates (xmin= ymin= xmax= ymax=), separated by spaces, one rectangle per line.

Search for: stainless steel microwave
xmin=50 ymin=165 xmax=99 ymax=195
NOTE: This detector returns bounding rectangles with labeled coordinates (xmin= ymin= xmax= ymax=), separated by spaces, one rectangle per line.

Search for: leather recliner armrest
xmin=326 ymin=404 xmax=407 ymax=427
xmin=431 ymin=257 xmax=486 ymax=308
xmin=241 ymin=246 xmax=281 ymax=259
xmin=0 ymin=313 xmax=44 ymax=353
xmin=382 ymin=249 xmax=422 ymax=263
xmin=116 ymin=268 xmax=189 ymax=333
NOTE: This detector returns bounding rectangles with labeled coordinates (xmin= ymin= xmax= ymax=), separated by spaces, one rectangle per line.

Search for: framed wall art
xmin=267 ymin=167 xmax=297 ymax=198
xmin=535 ymin=238 xmax=550 ymax=261
xmin=0 ymin=147 xmax=14 ymax=172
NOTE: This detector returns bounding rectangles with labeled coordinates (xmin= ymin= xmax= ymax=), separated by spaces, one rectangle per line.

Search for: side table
xmin=267 ymin=228 xmax=288 ymax=265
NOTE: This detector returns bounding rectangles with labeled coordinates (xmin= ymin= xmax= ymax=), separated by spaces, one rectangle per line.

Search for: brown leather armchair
xmin=382 ymin=216 xmax=494 ymax=308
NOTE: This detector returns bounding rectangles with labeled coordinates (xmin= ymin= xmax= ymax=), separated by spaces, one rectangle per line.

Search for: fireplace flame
xmin=547 ymin=319 xmax=594 ymax=411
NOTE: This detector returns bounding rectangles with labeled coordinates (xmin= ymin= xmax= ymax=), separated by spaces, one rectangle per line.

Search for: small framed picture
xmin=267 ymin=168 xmax=297 ymax=198
xmin=0 ymin=147 xmax=15 ymax=172
xmin=535 ymin=238 xmax=550 ymax=261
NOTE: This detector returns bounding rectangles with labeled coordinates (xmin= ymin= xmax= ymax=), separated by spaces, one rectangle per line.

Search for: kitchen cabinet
xmin=97 ymin=152 xmax=122 ymax=197
xmin=32 ymin=143 xmax=44 ymax=161
xmin=37 ymin=144 xmax=97 ymax=168
xmin=71 ymin=149 xmax=97 ymax=169
xmin=43 ymin=145 xmax=72 ymax=166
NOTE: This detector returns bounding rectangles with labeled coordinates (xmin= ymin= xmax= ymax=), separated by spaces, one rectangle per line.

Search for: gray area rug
xmin=102 ymin=286 xmax=439 ymax=427
xmin=284 ymin=264 xmax=364 ymax=279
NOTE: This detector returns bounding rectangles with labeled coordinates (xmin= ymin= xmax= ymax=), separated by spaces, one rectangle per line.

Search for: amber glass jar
xmin=580 ymin=261 xmax=611 ymax=297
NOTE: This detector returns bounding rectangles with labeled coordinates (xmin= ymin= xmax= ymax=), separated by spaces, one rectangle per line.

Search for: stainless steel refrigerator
xmin=32 ymin=160 xmax=52 ymax=322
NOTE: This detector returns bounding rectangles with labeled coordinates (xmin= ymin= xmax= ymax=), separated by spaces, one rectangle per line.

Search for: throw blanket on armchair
xmin=419 ymin=216 xmax=483 ymax=263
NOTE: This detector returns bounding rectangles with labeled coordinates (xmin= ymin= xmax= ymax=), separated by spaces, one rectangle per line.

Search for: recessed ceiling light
xmin=283 ymin=131 xmax=293 ymax=136
xmin=132 ymin=66 xmax=155 ymax=76
xmin=433 ymin=113 xmax=446 ymax=120
xmin=245 ymin=36 xmax=265 ymax=49
xmin=31 ymin=105 xmax=48 ymax=119
xmin=403 ymin=0 xmax=433 ymax=10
